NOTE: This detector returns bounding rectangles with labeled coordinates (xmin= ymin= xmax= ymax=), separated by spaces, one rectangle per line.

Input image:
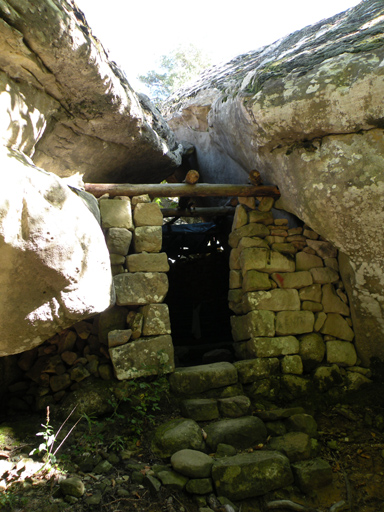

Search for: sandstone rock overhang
xmin=0 ymin=0 xmax=182 ymax=183
xmin=164 ymin=0 xmax=384 ymax=365
xmin=0 ymin=147 xmax=115 ymax=356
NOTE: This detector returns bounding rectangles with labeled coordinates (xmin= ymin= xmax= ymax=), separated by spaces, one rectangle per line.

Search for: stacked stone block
xmin=228 ymin=199 xmax=372 ymax=398
xmin=100 ymin=195 xmax=174 ymax=380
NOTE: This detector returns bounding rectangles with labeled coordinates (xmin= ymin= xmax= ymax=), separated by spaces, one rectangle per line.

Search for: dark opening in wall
xmin=162 ymin=221 xmax=234 ymax=367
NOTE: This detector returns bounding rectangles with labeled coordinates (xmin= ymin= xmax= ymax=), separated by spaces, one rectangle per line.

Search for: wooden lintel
xmin=161 ymin=206 xmax=236 ymax=217
xmin=84 ymin=182 xmax=280 ymax=198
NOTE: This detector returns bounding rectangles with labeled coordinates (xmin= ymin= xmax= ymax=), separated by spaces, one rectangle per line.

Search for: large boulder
xmin=0 ymin=148 xmax=114 ymax=356
xmin=212 ymin=451 xmax=293 ymax=500
xmin=166 ymin=0 xmax=384 ymax=365
xmin=0 ymin=0 xmax=181 ymax=182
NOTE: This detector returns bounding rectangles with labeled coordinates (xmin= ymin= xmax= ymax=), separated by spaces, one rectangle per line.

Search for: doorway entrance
xmin=162 ymin=220 xmax=234 ymax=367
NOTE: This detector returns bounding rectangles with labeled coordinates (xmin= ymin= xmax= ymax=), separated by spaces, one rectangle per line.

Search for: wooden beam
xmin=161 ymin=206 xmax=236 ymax=217
xmin=84 ymin=182 xmax=280 ymax=198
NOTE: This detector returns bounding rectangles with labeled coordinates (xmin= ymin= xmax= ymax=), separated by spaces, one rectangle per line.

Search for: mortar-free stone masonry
xmin=0 ymin=0 xmax=382 ymax=402
xmin=5 ymin=192 xmax=371 ymax=414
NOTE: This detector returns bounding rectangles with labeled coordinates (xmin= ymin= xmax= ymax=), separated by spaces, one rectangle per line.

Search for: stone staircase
xmin=149 ymin=362 xmax=334 ymax=509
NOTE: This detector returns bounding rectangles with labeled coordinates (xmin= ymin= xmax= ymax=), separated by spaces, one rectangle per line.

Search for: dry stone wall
xmin=96 ymin=194 xmax=174 ymax=381
xmin=228 ymin=197 xmax=372 ymax=400
xmin=5 ymin=195 xmax=174 ymax=413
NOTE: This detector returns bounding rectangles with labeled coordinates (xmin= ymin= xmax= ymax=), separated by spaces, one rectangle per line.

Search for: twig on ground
xmin=329 ymin=501 xmax=347 ymax=512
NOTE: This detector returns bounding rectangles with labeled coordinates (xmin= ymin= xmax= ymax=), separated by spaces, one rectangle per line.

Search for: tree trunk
xmin=84 ymin=182 xmax=280 ymax=198
xmin=161 ymin=206 xmax=236 ymax=217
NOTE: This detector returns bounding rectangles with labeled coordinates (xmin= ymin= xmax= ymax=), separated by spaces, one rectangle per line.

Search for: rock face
xmin=0 ymin=0 xmax=184 ymax=356
xmin=166 ymin=0 xmax=384 ymax=365
xmin=0 ymin=147 xmax=114 ymax=356
xmin=0 ymin=0 xmax=181 ymax=182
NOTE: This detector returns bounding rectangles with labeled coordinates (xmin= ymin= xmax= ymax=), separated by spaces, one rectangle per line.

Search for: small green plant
xmin=0 ymin=487 xmax=27 ymax=510
xmin=80 ymin=412 xmax=105 ymax=452
xmin=30 ymin=406 xmax=80 ymax=468
xmin=109 ymin=435 xmax=126 ymax=451
xmin=104 ymin=353 xmax=170 ymax=442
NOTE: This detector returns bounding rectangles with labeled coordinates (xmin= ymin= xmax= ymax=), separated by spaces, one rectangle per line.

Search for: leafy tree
xmin=138 ymin=44 xmax=211 ymax=104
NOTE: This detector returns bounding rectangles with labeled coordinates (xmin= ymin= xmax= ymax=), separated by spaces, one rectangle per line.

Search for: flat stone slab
xmin=271 ymin=271 xmax=313 ymax=289
xmin=276 ymin=311 xmax=314 ymax=335
xmin=234 ymin=358 xmax=280 ymax=383
xmin=169 ymin=362 xmax=238 ymax=395
xmin=229 ymin=224 xmax=270 ymax=248
xmin=114 ymin=272 xmax=168 ymax=306
xmin=212 ymin=451 xmax=293 ymax=500
xmin=204 ymin=416 xmax=267 ymax=451
xmin=109 ymin=334 xmax=174 ymax=380
xmin=180 ymin=399 xmax=219 ymax=421
xmin=126 ymin=252 xmax=170 ymax=272
xmin=243 ymin=289 xmax=300 ymax=312
xmin=247 ymin=336 xmax=299 ymax=357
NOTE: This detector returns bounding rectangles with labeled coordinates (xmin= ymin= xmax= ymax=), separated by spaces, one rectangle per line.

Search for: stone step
xmin=212 ymin=451 xmax=293 ymax=501
xmin=168 ymin=361 xmax=238 ymax=395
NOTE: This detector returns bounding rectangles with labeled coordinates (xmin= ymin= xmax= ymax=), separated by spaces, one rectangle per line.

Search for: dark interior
xmin=162 ymin=220 xmax=234 ymax=366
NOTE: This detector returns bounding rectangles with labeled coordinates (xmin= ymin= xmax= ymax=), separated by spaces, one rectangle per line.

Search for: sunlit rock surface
xmin=0 ymin=0 xmax=181 ymax=183
xmin=165 ymin=0 xmax=384 ymax=365
xmin=0 ymin=148 xmax=114 ymax=356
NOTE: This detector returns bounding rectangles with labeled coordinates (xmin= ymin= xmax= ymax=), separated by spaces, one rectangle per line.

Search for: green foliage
xmin=70 ymin=354 xmax=170 ymax=454
xmin=29 ymin=407 xmax=58 ymax=465
xmin=153 ymin=181 xmax=178 ymax=209
xmin=138 ymin=43 xmax=211 ymax=104
xmin=29 ymin=406 xmax=79 ymax=468
xmin=107 ymin=369 xmax=169 ymax=443
xmin=0 ymin=488 xmax=26 ymax=510
xmin=79 ymin=412 xmax=105 ymax=452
